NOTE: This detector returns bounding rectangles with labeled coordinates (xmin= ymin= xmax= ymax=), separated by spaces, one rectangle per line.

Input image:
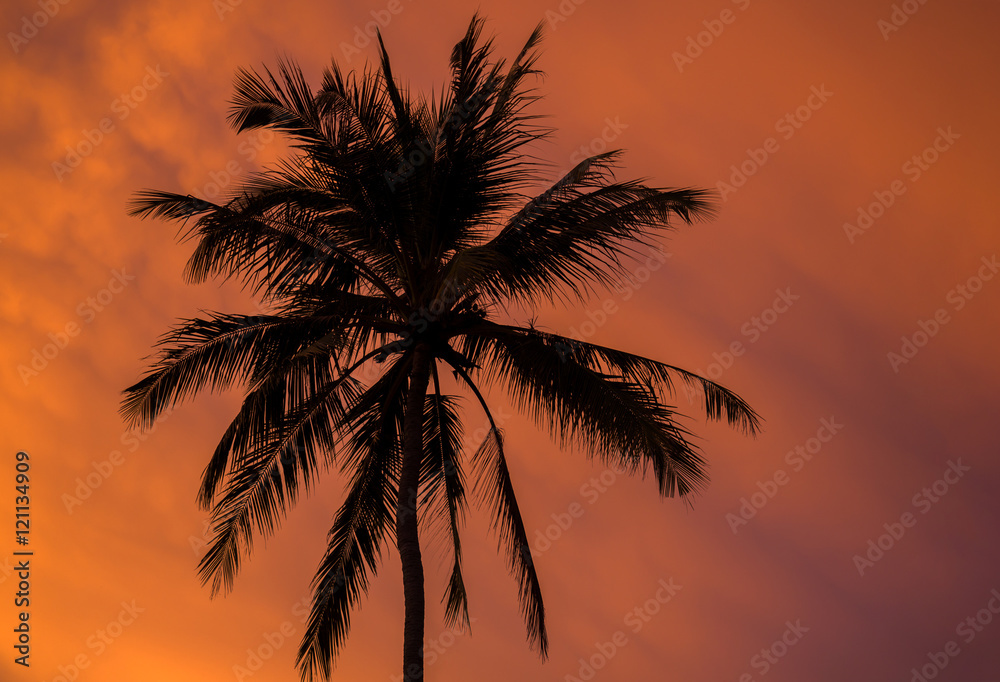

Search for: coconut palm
xmin=120 ymin=14 xmax=760 ymax=682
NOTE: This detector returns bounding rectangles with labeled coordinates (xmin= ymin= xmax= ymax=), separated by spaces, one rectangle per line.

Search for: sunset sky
xmin=2 ymin=0 xmax=999 ymax=680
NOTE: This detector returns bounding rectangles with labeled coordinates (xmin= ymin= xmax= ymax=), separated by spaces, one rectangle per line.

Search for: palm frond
xmin=296 ymin=356 xmax=410 ymax=681
xmin=419 ymin=367 xmax=469 ymax=629
xmin=197 ymin=350 xmax=330 ymax=509
xmin=458 ymin=323 xmax=719 ymax=498
xmin=451 ymin=364 xmax=547 ymax=656
xmin=452 ymin=168 xmax=717 ymax=306
xmin=228 ymin=57 xmax=328 ymax=149
xmin=197 ymin=373 xmax=361 ymax=597
xmin=545 ymin=330 xmax=762 ymax=435
xmin=197 ymin=341 xmax=400 ymax=509
xmin=120 ymin=313 xmax=343 ymax=430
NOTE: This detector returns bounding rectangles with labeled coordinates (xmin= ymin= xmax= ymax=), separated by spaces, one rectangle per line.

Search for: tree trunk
xmin=397 ymin=342 xmax=432 ymax=682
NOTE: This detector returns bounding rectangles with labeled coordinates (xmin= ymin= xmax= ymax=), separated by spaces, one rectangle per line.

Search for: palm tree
xmin=121 ymin=14 xmax=760 ymax=682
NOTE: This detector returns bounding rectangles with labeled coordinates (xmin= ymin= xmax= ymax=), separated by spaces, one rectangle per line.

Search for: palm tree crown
xmin=121 ymin=14 xmax=760 ymax=682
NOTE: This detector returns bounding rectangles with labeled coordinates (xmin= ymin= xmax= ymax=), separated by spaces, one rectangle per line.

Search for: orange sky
xmin=2 ymin=0 xmax=999 ymax=680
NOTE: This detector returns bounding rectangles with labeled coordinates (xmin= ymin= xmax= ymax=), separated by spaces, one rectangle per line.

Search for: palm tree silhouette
xmin=120 ymin=14 xmax=760 ymax=682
